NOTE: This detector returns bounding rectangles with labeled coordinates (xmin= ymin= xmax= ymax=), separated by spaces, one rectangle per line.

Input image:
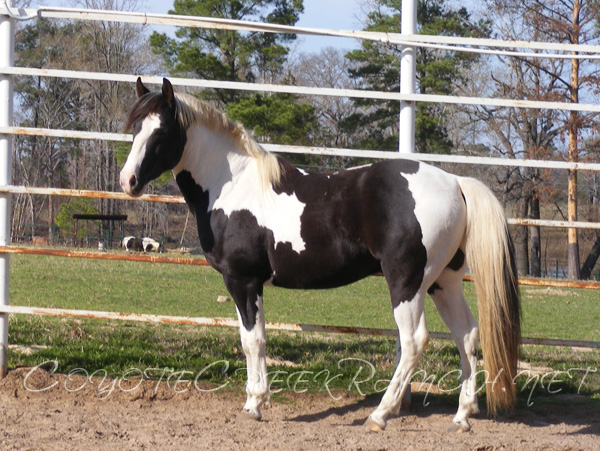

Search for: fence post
xmin=0 ymin=5 xmax=14 ymax=378
xmin=399 ymin=0 xmax=416 ymax=154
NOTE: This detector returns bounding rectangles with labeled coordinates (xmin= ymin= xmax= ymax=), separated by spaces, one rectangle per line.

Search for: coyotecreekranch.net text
xmin=22 ymin=359 xmax=597 ymax=406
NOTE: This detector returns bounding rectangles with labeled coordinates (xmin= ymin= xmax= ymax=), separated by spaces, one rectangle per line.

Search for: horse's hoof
xmin=238 ymin=409 xmax=261 ymax=422
xmin=449 ymin=415 xmax=471 ymax=433
xmin=447 ymin=422 xmax=471 ymax=434
xmin=364 ymin=417 xmax=386 ymax=433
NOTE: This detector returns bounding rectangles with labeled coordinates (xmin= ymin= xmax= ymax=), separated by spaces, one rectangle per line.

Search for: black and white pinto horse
xmin=120 ymin=78 xmax=521 ymax=432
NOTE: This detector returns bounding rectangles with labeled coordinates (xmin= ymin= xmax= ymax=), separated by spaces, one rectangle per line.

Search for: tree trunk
xmin=48 ymin=195 xmax=54 ymax=244
xmin=529 ymin=194 xmax=541 ymax=277
xmin=514 ymin=197 xmax=530 ymax=275
xmin=567 ymin=0 xmax=581 ymax=280
xmin=580 ymin=232 xmax=600 ymax=280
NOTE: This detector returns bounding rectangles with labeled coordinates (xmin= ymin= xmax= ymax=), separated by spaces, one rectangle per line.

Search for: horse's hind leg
xmin=394 ymin=337 xmax=412 ymax=413
xmin=366 ymin=287 xmax=429 ymax=432
xmin=429 ymin=267 xmax=480 ymax=431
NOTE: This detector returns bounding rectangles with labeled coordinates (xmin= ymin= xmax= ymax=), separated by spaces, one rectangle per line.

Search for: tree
xmin=150 ymin=0 xmax=304 ymax=105
xmin=479 ymin=0 xmax=600 ymax=278
xmin=345 ymin=0 xmax=488 ymax=153
xmin=54 ymin=197 xmax=100 ymax=243
xmin=292 ymin=48 xmax=361 ymax=150
xmin=225 ymin=93 xmax=317 ymax=145
xmin=149 ymin=0 xmax=324 ymax=165
xmin=14 ymin=17 xmax=87 ymax=240
xmin=73 ymin=0 xmax=157 ymax=207
xmin=13 ymin=0 xmax=159 ymax=241
xmin=467 ymin=54 xmax=564 ymax=276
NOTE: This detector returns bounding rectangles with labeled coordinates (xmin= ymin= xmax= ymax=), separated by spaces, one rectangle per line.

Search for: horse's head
xmin=119 ymin=78 xmax=186 ymax=197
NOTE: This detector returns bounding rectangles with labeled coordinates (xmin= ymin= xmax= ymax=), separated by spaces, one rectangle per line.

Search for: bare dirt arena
xmin=1 ymin=367 xmax=598 ymax=450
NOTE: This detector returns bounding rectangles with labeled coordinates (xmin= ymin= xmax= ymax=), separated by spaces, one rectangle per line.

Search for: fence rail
xmin=0 ymin=303 xmax=597 ymax=349
xmin=3 ymin=245 xmax=600 ymax=291
xmin=2 ymin=185 xmax=600 ymax=230
xmin=13 ymin=5 xmax=600 ymax=56
xmin=5 ymin=125 xmax=600 ymax=173
xmin=3 ymin=66 xmax=600 ymax=113
xmin=1 ymin=3 xmax=599 ymax=377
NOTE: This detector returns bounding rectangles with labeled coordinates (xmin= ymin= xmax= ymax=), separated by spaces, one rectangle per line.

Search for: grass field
xmin=6 ymin=253 xmax=600 ymax=401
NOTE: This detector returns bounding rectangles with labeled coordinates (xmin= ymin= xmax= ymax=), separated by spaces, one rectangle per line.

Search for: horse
xmin=119 ymin=78 xmax=521 ymax=432
xmin=122 ymin=236 xmax=143 ymax=252
xmin=142 ymin=237 xmax=161 ymax=252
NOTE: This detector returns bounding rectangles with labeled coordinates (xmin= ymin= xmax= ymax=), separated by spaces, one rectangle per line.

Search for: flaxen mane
xmin=126 ymin=92 xmax=282 ymax=188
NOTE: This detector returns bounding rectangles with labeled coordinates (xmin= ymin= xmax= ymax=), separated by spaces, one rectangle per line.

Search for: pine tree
xmin=345 ymin=0 xmax=488 ymax=153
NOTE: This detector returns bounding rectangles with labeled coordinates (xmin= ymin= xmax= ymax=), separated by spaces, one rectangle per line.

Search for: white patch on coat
xmin=122 ymin=236 xmax=135 ymax=248
xmin=142 ymin=237 xmax=160 ymax=252
xmin=174 ymin=124 xmax=307 ymax=253
xmin=214 ymin=157 xmax=307 ymax=253
xmin=401 ymin=164 xmax=466 ymax=281
xmin=119 ymin=114 xmax=162 ymax=195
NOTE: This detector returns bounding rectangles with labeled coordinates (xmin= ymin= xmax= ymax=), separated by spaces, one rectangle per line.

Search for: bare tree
xmin=13 ymin=0 xmax=164 ymax=243
xmin=292 ymin=48 xmax=360 ymax=150
xmin=470 ymin=0 xmax=600 ymax=278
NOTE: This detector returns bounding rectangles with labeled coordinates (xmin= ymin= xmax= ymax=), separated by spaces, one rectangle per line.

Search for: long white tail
xmin=457 ymin=177 xmax=521 ymax=414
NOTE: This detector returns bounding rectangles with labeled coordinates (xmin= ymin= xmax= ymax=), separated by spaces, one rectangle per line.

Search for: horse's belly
xmin=268 ymin=248 xmax=381 ymax=289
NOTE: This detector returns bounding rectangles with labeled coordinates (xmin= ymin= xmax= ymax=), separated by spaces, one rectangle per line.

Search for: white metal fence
xmin=1 ymin=2 xmax=600 ymax=376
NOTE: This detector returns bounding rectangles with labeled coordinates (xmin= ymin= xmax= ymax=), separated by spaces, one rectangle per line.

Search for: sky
xmin=29 ymin=0 xmax=368 ymax=54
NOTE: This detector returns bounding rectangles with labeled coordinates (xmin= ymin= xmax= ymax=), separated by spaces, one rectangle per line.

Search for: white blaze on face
xmin=119 ymin=114 xmax=162 ymax=196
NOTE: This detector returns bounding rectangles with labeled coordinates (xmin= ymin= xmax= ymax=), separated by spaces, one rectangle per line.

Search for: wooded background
xmin=9 ymin=0 xmax=600 ymax=280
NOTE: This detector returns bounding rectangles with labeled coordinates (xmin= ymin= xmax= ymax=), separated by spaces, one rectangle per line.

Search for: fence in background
xmin=1 ymin=2 xmax=600 ymax=376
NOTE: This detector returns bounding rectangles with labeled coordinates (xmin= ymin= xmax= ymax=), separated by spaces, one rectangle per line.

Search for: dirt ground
xmin=0 ymin=367 xmax=598 ymax=450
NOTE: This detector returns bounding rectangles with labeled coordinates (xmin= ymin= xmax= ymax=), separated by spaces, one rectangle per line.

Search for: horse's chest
xmin=198 ymin=198 xmax=308 ymax=279
xmin=212 ymin=186 xmax=307 ymax=253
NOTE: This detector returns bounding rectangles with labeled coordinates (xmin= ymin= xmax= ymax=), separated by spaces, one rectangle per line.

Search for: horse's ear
xmin=136 ymin=77 xmax=150 ymax=98
xmin=162 ymin=78 xmax=175 ymax=107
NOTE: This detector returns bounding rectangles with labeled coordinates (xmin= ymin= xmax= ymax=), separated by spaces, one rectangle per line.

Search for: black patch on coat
xmin=207 ymin=209 xmax=274 ymax=331
xmin=178 ymin=157 xmax=428 ymax=326
xmin=361 ymin=162 xmax=427 ymax=308
xmin=126 ymin=237 xmax=144 ymax=252
xmin=447 ymin=249 xmax=465 ymax=271
xmin=175 ymin=170 xmax=215 ymax=254
xmin=176 ymin=170 xmax=273 ymax=330
xmin=270 ymin=159 xmax=426 ymax=308
xmin=427 ymin=283 xmax=441 ymax=295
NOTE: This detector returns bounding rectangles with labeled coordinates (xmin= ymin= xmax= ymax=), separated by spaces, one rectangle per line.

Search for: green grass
xmin=10 ymin=254 xmax=600 ymax=341
xmin=5 ymin=254 xmax=600 ymax=401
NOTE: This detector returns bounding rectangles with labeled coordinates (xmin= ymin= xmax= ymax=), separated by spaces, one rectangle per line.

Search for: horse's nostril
xmin=129 ymin=174 xmax=137 ymax=188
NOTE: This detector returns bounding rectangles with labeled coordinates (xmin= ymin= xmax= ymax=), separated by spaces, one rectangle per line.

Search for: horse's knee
xmin=241 ymin=334 xmax=266 ymax=356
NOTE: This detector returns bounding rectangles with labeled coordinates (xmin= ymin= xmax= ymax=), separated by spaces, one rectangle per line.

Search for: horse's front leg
xmin=225 ymin=276 xmax=270 ymax=420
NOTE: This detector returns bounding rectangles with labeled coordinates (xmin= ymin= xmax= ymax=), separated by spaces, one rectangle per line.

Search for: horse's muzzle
xmin=119 ymin=169 xmax=145 ymax=197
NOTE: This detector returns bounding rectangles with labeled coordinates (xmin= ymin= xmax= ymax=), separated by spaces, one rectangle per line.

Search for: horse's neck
xmin=173 ymin=123 xmax=257 ymax=209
